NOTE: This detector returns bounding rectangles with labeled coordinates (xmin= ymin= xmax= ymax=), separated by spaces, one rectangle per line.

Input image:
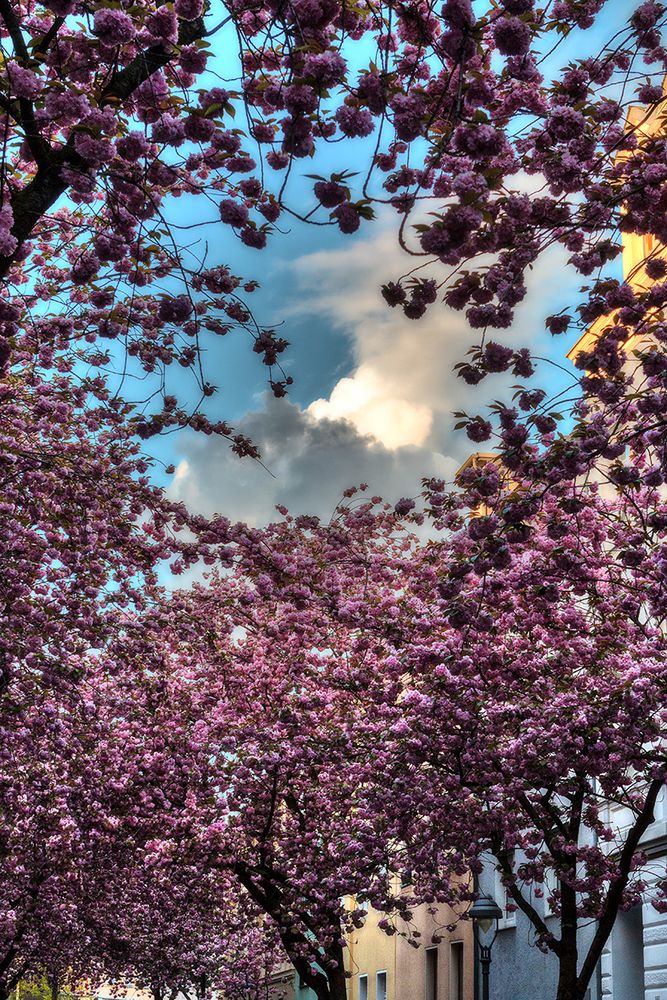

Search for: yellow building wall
xmin=346 ymin=897 xmax=473 ymax=1000
xmin=621 ymin=101 xmax=666 ymax=289
xmin=568 ymin=94 xmax=667 ymax=366
xmin=346 ymin=903 xmax=396 ymax=1000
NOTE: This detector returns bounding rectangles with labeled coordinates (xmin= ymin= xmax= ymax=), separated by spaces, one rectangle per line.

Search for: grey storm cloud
xmin=170 ymin=395 xmax=461 ymax=525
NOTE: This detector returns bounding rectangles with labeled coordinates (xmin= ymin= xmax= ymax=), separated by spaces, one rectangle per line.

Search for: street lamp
xmin=470 ymin=895 xmax=503 ymax=1000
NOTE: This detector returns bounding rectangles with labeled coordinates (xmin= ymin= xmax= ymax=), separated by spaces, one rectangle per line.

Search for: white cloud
xmin=170 ymin=216 xmax=581 ymax=524
xmin=308 ymin=367 xmax=433 ymax=449
xmin=288 ymin=217 xmax=473 ymax=451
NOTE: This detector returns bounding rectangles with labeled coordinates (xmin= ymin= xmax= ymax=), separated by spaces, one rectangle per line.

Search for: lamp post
xmin=470 ymin=895 xmax=503 ymax=1000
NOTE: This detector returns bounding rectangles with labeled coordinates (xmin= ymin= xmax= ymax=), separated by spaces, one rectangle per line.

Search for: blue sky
xmin=145 ymin=2 xmax=637 ymax=524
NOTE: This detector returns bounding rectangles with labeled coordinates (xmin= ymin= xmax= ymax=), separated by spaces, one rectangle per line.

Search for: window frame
xmin=449 ymin=941 xmax=464 ymax=1000
xmin=424 ymin=946 xmax=438 ymax=1000
xmin=493 ymin=864 xmax=517 ymax=929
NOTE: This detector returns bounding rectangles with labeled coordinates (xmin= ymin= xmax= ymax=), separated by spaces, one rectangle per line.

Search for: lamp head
xmin=470 ymin=896 xmax=503 ymax=937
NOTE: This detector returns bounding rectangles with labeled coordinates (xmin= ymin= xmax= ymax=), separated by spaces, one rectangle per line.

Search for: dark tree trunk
xmin=232 ymin=860 xmax=345 ymax=1000
xmin=513 ymin=780 xmax=666 ymax=1000
xmin=556 ymin=880 xmax=582 ymax=1000
xmin=325 ymin=942 xmax=348 ymax=1000
xmin=556 ymin=957 xmax=583 ymax=1000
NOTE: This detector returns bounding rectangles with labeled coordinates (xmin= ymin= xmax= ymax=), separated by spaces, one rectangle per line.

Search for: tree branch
xmin=493 ymin=844 xmax=558 ymax=953
xmin=577 ymin=777 xmax=664 ymax=995
xmin=0 ymin=0 xmax=30 ymax=62
xmin=232 ymin=861 xmax=333 ymax=1000
xmin=32 ymin=16 xmax=65 ymax=58
xmin=99 ymin=16 xmax=206 ymax=107
xmin=0 ymin=11 xmax=208 ymax=279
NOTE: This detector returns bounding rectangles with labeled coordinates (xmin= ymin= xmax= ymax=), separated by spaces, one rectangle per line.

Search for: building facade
xmin=284 ymin=896 xmax=473 ymax=1000
xmin=472 ymin=91 xmax=667 ymax=1000
xmin=475 ymin=856 xmax=599 ymax=1000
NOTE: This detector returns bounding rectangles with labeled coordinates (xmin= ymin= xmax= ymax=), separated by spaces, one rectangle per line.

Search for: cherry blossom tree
xmin=73 ymin=640 xmax=288 ymax=1000
xmin=4 ymin=0 xmax=667 ymax=993
xmin=0 ymin=653 xmax=162 ymax=999
xmin=370 ymin=468 xmax=667 ymax=1000
xmin=131 ymin=500 xmax=429 ymax=1000
xmin=0 ymin=365 xmax=241 ymax=994
xmin=0 ymin=365 xmax=235 ymax=701
xmin=146 ymin=467 xmax=667 ymax=1000
xmin=0 ymin=528 xmax=288 ymax=1000
xmin=99 ymin=856 xmax=286 ymax=1000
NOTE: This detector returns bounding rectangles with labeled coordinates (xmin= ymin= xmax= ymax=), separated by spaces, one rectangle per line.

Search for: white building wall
xmin=599 ymin=802 xmax=667 ymax=1000
xmin=595 ymin=781 xmax=667 ymax=1000
xmin=643 ymin=897 xmax=667 ymax=1000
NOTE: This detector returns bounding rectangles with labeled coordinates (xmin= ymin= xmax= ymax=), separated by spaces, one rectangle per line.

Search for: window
xmin=358 ymin=976 xmax=368 ymax=1000
xmin=494 ymin=863 xmax=516 ymax=929
xmin=449 ymin=942 xmax=464 ymax=1000
xmin=543 ymin=868 xmax=559 ymax=918
xmin=425 ymin=947 xmax=438 ymax=1000
xmin=376 ymin=971 xmax=387 ymax=1000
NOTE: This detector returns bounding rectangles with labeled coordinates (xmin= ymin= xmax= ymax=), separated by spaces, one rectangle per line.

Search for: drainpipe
xmin=473 ymin=873 xmax=480 ymax=1000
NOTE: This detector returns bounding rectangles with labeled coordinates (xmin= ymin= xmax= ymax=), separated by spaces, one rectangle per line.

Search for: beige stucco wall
xmin=345 ymin=899 xmax=473 ymax=1000
xmin=395 ymin=903 xmax=473 ymax=1000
